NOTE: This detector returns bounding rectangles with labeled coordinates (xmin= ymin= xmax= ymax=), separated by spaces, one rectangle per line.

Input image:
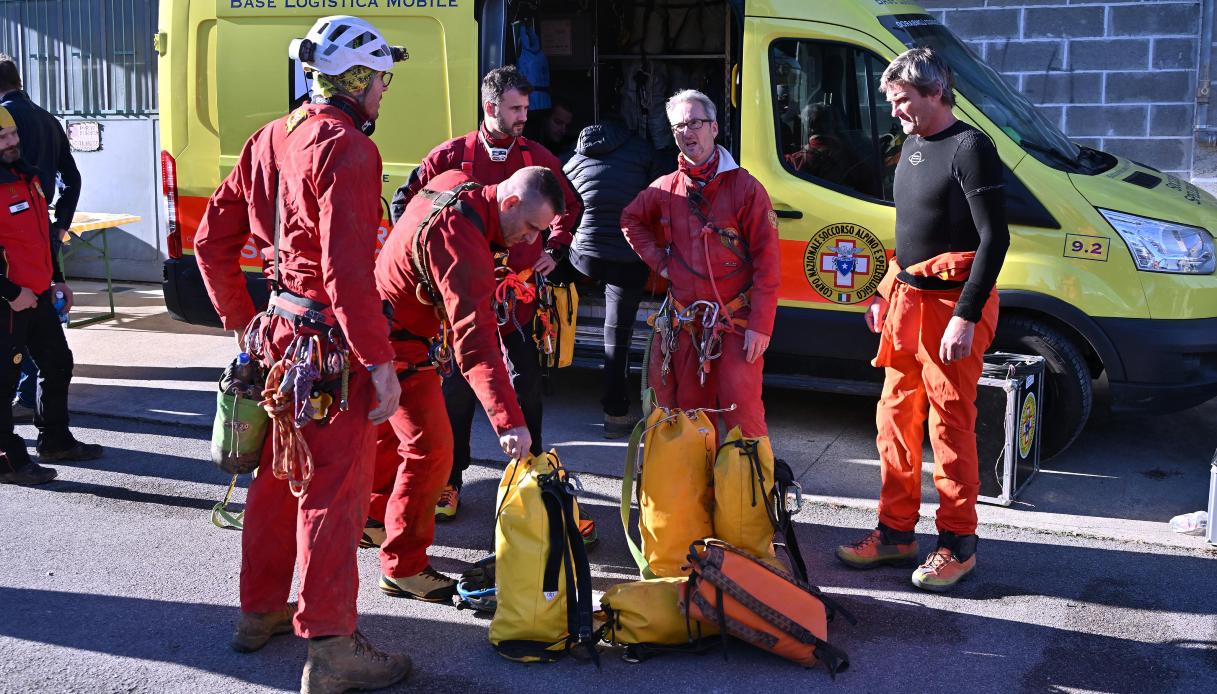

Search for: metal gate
xmin=0 ymin=0 xmax=157 ymax=116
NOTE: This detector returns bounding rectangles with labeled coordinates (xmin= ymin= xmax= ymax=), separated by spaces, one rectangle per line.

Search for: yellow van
xmin=157 ymin=0 xmax=1217 ymax=458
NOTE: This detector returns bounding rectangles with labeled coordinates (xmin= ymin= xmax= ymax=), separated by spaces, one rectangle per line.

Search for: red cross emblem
xmin=819 ymin=239 xmax=871 ymax=289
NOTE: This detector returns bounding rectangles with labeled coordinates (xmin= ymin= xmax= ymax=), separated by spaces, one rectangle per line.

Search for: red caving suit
xmin=621 ymin=146 xmax=780 ymax=436
xmin=371 ymin=169 xmax=527 ymax=578
xmin=195 ymin=102 xmax=393 ymax=638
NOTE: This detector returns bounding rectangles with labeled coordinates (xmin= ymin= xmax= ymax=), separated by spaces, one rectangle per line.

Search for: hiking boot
xmin=379 ymin=565 xmax=457 ymax=603
xmin=36 ymin=441 xmax=103 ymax=463
xmin=301 ymin=631 xmax=412 ymax=694
xmin=912 ymin=547 xmax=976 ymax=592
xmin=434 ymin=484 xmax=459 ymax=522
xmin=835 ymin=525 xmax=918 ymax=569
xmin=231 ymin=604 xmax=295 ymax=653
xmin=578 ymin=512 xmax=599 ymax=550
xmin=359 ymin=519 xmax=386 ymax=549
xmin=603 ymin=413 xmax=634 ymax=439
xmin=0 ymin=460 xmax=57 ymax=486
xmin=912 ymin=532 xmax=977 ymax=592
xmin=11 ymin=400 xmax=34 ymax=424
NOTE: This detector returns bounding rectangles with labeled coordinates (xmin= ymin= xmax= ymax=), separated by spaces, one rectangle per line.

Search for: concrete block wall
xmin=921 ymin=1 xmax=1216 ymax=193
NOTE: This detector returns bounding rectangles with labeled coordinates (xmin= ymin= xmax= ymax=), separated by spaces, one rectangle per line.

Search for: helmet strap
xmin=312 ymin=93 xmax=376 ymax=136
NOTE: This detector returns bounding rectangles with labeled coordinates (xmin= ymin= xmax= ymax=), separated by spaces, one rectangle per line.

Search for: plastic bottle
xmin=53 ymin=290 xmax=69 ymax=325
xmin=230 ymin=352 xmax=259 ymax=397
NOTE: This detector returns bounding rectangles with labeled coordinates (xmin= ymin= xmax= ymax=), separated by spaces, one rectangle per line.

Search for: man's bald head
xmin=496 ymin=166 xmax=565 ymax=247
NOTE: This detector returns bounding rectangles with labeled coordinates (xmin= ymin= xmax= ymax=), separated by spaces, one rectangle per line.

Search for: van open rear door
xmin=160 ymin=1 xmax=479 ymax=326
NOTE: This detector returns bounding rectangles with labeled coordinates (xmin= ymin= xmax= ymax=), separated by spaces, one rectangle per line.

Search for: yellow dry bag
xmin=713 ymin=429 xmax=778 ymax=563
xmin=490 ymin=451 xmax=598 ymax=664
xmin=598 ymin=577 xmax=718 ymax=662
xmin=621 ymin=405 xmax=715 ymax=579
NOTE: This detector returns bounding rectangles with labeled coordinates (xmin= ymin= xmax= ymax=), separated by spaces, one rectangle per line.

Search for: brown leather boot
xmin=230 ymin=604 xmax=295 ymax=653
xmin=301 ymin=631 xmax=412 ymax=694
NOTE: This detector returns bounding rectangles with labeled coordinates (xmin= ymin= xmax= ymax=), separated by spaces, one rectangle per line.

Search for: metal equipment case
xmin=976 ymin=353 xmax=1045 ymax=506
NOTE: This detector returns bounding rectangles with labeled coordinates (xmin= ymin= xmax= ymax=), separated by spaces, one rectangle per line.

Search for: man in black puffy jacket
xmin=562 ymin=121 xmax=662 ymax=437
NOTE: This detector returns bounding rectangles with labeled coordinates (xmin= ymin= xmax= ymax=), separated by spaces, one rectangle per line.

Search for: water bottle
xmin=53 ymin=290 xmax=69 ymax=325
xmin=229 ymin=352 xmax=259 ymax=397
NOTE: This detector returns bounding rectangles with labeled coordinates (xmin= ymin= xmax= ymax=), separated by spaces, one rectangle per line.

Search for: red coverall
xmin=621 ymin=147 xmax=780 ymax=437
xmin=372 ymin=169 xmax=527 ymax=579
xmin=370 ymin=126 xmax=581 ymax=509
xmin=194 ymin=103 xmax=394 ymax=638
xmin=389 ymin=124 xmax=581 ymax=331
xmin=872 ymin=252 xmax=998 ymax=536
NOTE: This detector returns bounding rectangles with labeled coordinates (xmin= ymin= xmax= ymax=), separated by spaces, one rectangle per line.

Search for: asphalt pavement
xmin=1 ymin=283 xmax=1214 ymax=693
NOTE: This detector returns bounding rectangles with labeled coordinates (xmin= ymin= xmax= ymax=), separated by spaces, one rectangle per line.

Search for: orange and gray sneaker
xmin=435 ymin=484 xmax=460 ymax=522
xmin=578 ymin=511 xmax=598 ymax=550
xmin=836 ymin=524 xmax=919 ymax=569
xmin=912 ymin=533 xmax=977 ymax=592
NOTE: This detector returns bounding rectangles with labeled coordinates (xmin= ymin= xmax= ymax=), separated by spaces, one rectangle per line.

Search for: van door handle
xmin=774 ymin=209 xmax=803 ymax=219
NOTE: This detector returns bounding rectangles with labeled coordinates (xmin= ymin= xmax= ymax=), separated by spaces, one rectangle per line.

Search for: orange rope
xmin=260 ymin=359 xmax=315 ymax=497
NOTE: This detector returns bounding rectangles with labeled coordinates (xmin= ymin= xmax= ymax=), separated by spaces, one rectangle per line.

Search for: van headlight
xmin=1099 ymin=209 xmax=1216 ymax=274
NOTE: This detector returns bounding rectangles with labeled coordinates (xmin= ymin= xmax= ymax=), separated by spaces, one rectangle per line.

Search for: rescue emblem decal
xmin=767 ymin=209 xmax=779 ymax=229
xmin=802 ymin=223 xmax=887 ymax=305
xmin=1018 ymin=392 xmax=1037 ymax=459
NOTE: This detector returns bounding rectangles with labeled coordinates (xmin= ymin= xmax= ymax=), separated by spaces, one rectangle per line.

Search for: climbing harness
xmin=408 ymin=180 xmax=485 ymax=377
xmin=647 ymin=174 xmax=753 ymax=385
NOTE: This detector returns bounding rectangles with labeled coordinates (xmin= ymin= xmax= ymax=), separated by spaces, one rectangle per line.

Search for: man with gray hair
xmin=622 ymin=90 xmax=780 ymax=443
xmin=836 ymin=48 xmax=1010 ymax=593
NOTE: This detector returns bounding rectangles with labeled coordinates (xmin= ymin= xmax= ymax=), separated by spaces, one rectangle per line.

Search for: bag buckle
xmin=785 ymin=481 xmax=804 ymax=514
xmin=564 ymin=473 xmax=585 ymax=497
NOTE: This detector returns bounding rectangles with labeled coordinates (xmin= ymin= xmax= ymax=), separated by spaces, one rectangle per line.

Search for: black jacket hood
xmin=575 ymin=121 xmax=632 ymax=158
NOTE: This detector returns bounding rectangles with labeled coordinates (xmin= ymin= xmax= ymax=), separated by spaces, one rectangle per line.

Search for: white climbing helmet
xmin=288 ymin=15 xmax=408 ymax=76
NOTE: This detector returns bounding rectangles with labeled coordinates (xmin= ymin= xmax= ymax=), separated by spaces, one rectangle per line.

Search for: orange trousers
xmin=872 ymin=256 xmax=997 ymax=536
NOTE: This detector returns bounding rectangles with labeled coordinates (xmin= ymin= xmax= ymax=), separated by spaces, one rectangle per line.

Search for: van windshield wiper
xmin=1017 ymin=138 xmax=1081 ymax=171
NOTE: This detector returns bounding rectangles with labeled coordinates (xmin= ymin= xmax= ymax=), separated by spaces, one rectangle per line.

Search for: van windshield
xmin=880 ymin=15 xmax=1088 ymax=173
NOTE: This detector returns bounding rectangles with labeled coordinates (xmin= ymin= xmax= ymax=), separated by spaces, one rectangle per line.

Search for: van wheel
xmin=991 ymin=316 xmax=1093 ymax=461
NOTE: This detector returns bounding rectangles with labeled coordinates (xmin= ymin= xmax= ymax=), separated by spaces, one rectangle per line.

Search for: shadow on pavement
xmin=41 ymin=479 xmax=222 ymax=512
xmin=73 ymin=364 xmax=222 ymax=383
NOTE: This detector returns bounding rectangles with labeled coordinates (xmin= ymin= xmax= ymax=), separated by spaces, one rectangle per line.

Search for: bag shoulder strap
xmin=540 ymin=470 xmax=600 ymax=667
xmin=516 ymin=135 xmax=536 ymax=168
xmin=620 ymin=417 xmax=656 ymax=579
xmin=460 ymin=130 xmax=479 ymax=176
xmin=772 ymin=458 xmax=809 ymax=584
xmin=410 ymin=181 xmax=484 ymax=316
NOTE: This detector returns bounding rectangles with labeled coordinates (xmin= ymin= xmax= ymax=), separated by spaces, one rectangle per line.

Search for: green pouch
xmin=210 ymin=391 xmax=269 ymax=475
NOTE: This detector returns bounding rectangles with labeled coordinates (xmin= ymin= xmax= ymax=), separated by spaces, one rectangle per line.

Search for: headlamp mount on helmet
xmin=288 ymin=15 xmax=408 ymax=76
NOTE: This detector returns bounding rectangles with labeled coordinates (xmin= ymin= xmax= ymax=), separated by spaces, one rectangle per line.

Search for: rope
xmin=260 ymin=357 xmax=315 ymax=497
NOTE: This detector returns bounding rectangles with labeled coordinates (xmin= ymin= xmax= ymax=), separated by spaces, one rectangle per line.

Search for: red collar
xmin=480 ymin=123 xmax=515 ymax=149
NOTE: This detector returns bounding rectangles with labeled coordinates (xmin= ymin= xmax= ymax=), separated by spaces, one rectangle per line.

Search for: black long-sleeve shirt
xmin=892 ymin=120 xmax=1009 ymax=322
xmin=0 ymin=90 xmax=81 ymax=232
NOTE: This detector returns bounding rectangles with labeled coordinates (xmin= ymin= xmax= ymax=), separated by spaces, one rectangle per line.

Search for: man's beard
xmin=0 ymin=145 xmax=19 ymax=164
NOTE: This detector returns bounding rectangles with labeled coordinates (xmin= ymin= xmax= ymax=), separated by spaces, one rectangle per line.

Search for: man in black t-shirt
xmin=836 ymin=48 xmax=1010 ymax=593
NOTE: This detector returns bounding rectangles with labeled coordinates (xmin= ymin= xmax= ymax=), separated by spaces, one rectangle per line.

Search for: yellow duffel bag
xmin=598 ymin=577 xmax=717 ymax=662
xmin=621 ymin=405 xmax=715 ymax=579
xmin=490 ymin=451 xmax=598 ymax=664
xmin=713 ymin=428 xmax=779 ymax=564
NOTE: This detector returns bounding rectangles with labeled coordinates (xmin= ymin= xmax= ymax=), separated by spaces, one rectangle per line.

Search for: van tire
xmin=991 ymin=316 xmax=1092 ymax=461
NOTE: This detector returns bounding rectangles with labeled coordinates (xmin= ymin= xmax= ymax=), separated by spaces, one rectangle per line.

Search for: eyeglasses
xmin=670 ymin=118 xmax=712 ymax=133
xmin=381 ymin=71 xmax=394 ymax=87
